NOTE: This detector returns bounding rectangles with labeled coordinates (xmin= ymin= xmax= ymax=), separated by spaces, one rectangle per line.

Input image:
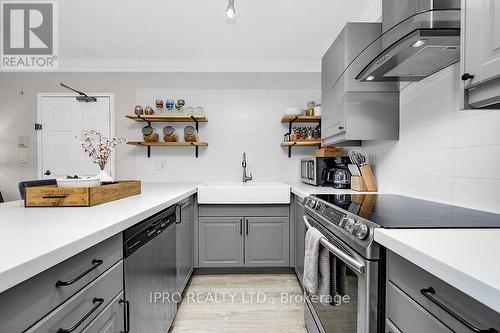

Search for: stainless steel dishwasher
xmin=123 ymin=205 xmax=178 ymax=333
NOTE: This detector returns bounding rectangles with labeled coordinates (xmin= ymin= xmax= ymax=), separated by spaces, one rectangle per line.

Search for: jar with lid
xmin=142 ymin=126 xmax=159 ymax=142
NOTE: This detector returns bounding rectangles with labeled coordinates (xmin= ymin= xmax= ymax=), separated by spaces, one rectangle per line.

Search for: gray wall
xmin=0 ymin=72 xmax=319 ymax=201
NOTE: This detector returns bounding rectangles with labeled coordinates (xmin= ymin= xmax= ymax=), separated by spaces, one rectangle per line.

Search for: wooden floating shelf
xmin=127 ymin=141 xmax=208 ymax=147
xmin=127 ymin=141 xmax=208 ymax=158
xmin=281 ymin=115 xmax=321 ymax=123
xmin=126 ymin=114 xmax=208 ymax=123
xmin=281 ymin=140 xmax=321 ymax=147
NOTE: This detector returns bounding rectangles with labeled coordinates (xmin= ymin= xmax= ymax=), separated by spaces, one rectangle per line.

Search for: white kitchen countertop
xmin=375 ymin=228 xmax=500 ymax=313
xmin=2 ymin=180 xmax=500 ymax=314
xmin=286 ymin=181 xmax=359 ymax=198
xmin=0 ymin=182 xmax=199 ymax=294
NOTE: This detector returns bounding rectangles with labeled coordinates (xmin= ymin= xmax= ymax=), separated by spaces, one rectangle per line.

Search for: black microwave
xmin=300 ymin=157 xmax=337 ymax=186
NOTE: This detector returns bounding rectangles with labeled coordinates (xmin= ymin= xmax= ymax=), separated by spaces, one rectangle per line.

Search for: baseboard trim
xmin=194 ymin=267 xmax=294 ymax=275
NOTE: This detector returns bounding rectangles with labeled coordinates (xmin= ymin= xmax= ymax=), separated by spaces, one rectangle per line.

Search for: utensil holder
xmin=359 ymin=164 xmax=377 ymax=192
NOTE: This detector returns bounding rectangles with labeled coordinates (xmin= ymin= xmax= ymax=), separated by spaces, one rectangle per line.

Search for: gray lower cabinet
xmin=386 ymin=250 xmax=500 ymax=333
xmin=176 ymin=196 xmax=194 ymax=293
xmin=81 ymin=292 xmax=125 ymax=333
xmin=198 ymin=205 xmax=290 ymax=268
xmin=293 ymin=196 xmax=305 ymax=285
xmin=198 ymin=217 xmax=244 ymax=267
xmin=0 ymin=234 xmax=122 ymax=333
xmin=26 ymin=261 xmax=124 ymax=333
xmin=244 ymin=217 xmax=289 ymax=267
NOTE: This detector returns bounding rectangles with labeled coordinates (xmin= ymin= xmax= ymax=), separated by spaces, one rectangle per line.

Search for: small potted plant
xmin=81 ymin=130 xmax=127 ymax=183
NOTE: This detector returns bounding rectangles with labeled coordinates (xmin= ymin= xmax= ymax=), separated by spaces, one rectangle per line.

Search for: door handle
xmin=239 ymin=219 xmax=242 ymax=235
xmin=44 ymin=170 xmax=51 ymax=176
xmin=55 ymin=259 xmax=103 ymax=287
xmin=175 ymin=205 xmax=181 ymax=224
xmin=303 ymin=215 xmax=365 ymax=274
xmin=119 ymin=299 xmax=130 ymax=333
xmin=421 ymin=287 xmax=498 ymax=333
xmin=57 ymin=297 xmax=104 ymax=333
xmin=245 ymin=219 xmax=249 ymax=235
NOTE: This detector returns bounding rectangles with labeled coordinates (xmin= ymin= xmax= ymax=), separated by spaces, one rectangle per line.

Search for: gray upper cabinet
xmin=198 ymin=217 xmax=244 ymax=267
xmin=244 ymin=217 xmax=289 ymax=267
xmin=461 ymin=0 xmax=500 ymax=108
xmin=322 ymin=22 xmax=400 ymax=146
xmin=176 ymin=196 xmax=194 ymax=293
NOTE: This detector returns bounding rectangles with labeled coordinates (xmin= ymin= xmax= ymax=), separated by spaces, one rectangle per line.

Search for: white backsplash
xmin=364 ymin=63 xmax=500 ymax=214
xmin=134 ymin=88 xmax=321 ymax=183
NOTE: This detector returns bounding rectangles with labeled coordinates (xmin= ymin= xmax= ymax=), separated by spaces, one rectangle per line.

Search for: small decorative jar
xmin=163 ymin=126 xmax=177 ymax=142
xmin=165 ymin=99 xmax=175 ymax=110
xmin=134 ymin=105 xmax=143 ymax=115
xmin=144 ymin=106 xmax=155 ymax=115
xmin=142 ymin=126 xmax=159 ymax=142
xmin=184 ymin=126 xmax=197 ymax=142
xmin=155 ymin=99 xmax=164 ymax=109
xmin=175 ymin=99 xmax=185 ymax=111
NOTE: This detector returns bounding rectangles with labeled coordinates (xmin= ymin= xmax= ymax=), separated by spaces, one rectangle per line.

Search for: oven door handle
xmin=303 ymin=215 xmax=365 ymax=274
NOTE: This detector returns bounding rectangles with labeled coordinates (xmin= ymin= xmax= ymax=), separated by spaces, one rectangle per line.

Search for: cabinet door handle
xmin=420 ymin=287 xmax=498 ymax=333
xmin=57 ymin=297 xmax=104 ymax=333
xmin=239 ymin=219 xmax=243 ymax=235
xmin=245 ymin=219 xmax=249 ymax=235
xmin=461 ymin=73 xmax=475 ymax=81
xmin=55 ymin=259 xmax=103 ymax=287
xmin=120 ymin=299 xmax=130 ymax=333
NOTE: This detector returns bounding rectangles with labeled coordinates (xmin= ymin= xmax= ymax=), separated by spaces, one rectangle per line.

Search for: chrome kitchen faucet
xmin=242 ymin=152 xmax=253 ymax=183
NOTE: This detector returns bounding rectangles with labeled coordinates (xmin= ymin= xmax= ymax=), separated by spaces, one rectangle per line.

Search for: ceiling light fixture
xmin=226 ymin=0 xmax=235 ymax=18
xmin=366 ymin=75 xmax=375 ymax=81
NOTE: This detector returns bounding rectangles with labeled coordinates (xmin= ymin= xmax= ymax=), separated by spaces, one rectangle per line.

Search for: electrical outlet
xmin=19 ymin=151 xmax=28 ymax=164
xmin=156 ymin=160 xmax=167 ymax=171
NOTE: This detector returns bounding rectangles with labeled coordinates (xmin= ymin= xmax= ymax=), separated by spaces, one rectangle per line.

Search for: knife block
xmin=351 ymin=165 xmax=377 ymax=192
xmin=351 ymin=176 xmax=367 ymax=191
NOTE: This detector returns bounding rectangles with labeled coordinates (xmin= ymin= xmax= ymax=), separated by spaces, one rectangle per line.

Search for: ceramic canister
xmin=165 ymin=99 xmax=175 ymax=110
xmin=175 ymin=99 xmax=185 ymax=110
xmin=134 ymin=105 xmax=144 ymax=115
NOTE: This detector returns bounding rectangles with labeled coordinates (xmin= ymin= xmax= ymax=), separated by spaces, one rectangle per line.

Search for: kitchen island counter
xmin=0 ymin=182 xmax=199 ymax=294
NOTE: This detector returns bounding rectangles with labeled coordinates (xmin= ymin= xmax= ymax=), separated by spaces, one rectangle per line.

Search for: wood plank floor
xmin=171 ymin=274 xmax=307 ymax=333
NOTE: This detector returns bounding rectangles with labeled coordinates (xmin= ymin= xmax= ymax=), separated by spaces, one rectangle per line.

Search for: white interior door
xmin=38 ymin=95 xmax=113 ymax=179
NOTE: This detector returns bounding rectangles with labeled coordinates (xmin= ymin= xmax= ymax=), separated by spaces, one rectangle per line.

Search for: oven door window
xmin=309 ymin=258 xmax=358 ymax=333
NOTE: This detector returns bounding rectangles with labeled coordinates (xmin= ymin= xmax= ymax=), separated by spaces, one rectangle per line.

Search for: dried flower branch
xmin=80 ymin=130 xmax=127 ymax=170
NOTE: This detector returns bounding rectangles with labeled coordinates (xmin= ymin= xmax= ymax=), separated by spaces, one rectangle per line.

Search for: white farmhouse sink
xmin=197 ymin=182 xmax=291 ymax=204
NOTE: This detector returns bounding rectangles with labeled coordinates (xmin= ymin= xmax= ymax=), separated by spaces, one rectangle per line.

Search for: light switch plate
xmin=19 ymin=151 xmax=28 ymax=164
xmin=156 ymin=160 xmax=167 ymax=171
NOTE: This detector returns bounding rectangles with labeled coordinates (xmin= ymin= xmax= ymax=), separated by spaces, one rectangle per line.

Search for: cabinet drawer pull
xmin=57 ymin=297 xmax=104 ymax=333
xmin=55 ymin=259 xmax=104 ymax=287
xmin=461 ymin=73 xmax=475 ymax=81
xmin=420 ymin=287 xmax=498 ymax=333
xmin=120 ymin=299 xmax=130 ymax=333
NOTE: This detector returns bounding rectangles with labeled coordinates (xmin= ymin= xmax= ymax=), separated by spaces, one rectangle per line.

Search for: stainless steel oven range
xmin=302 ymin=195 xmax=383 ymax=333
xmin=302 ymin=193 xmax=500 ymax=333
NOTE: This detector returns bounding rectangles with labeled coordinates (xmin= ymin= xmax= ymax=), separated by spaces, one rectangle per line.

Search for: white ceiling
xmin=58 ymin=0 xmax=379 ymax=72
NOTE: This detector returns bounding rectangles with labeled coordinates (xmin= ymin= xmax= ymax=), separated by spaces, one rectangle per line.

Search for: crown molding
xmin=56 ymin=58 xmax=321 ymax=73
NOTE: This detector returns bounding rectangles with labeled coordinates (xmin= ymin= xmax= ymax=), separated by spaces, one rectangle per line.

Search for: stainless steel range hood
xmin=357 ymin=0 xmax=461 ymax=82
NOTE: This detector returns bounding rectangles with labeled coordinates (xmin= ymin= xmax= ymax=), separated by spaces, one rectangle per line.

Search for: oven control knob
xmin=338 ymin=217 xmax=349 ymax=228
xmin=354 ymin=223 xmax=369 ymax=240
xmin=344 ymin=218 xmax=356 ymax=232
